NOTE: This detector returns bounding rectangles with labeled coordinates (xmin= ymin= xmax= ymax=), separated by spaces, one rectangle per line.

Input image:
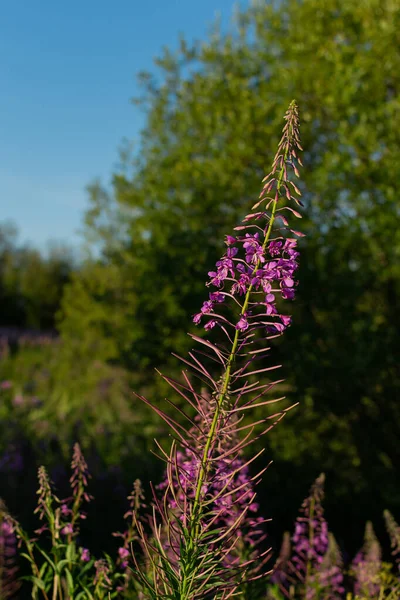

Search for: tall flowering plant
xmin=384 ymin=510 xmax=400 ymax=574
xmin=291 ymin=474 xmax=329 ymax=596
xmin=351 ymin=521 xmax=382 ymax=598
xmin=133 ymin=101 xmax=305 ymax=599
xmin=0 ymin=501 xmax=19 ymax=600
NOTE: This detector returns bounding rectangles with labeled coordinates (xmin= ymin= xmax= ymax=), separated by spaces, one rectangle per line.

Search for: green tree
xmin=0 ymin=223 xmax=74 ymax=330
xmin=59 ymin=0 xmax=400 ymax=546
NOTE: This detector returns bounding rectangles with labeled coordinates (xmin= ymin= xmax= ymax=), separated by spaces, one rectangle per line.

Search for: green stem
xmin=52 ymin=574 xmax=59 ymax=600
xmin=21 ymin=533 xmax=51 ymax=600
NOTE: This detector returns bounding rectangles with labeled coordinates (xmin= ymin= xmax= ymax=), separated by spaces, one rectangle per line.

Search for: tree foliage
xmin=59 ymin=0 xmax=400 ymax=545
xmin=0 ymin=223 xmax=74 ymax=330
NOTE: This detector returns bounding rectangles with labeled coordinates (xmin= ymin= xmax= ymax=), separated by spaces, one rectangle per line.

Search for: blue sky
xmin=0 ymin=0 xmax=247 ymax=251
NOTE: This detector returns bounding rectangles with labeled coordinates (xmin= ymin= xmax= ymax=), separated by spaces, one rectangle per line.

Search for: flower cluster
xmin=317 ymin=533 xmax=345 ymax=599
xmin=193 ymin=236 xmax=300 ymax=335
xmin=271 ymin=477 xmax=345 ymax=599
xmin=192 ymin=102 xmax=303 ymax=341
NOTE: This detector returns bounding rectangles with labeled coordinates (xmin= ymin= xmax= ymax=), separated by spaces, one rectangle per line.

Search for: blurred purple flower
xmin=384 ymin=510 xmax=400 ymax=572
xmin=0 ymin=505 xmax=19 ymax=599
xmin=12 ymin=395 xmax=24 ymax=407
xmin=61 ymin=523 xmax=74 ymax=535
xmin=317 ymin=533 xmax=345 ymax=599
xmin=80 ymin=547 xmax=90 ymax=562
xmin=351 ymin=521 xmax=382 ymax=598
xmin=291 ymin=474 xmax=329 ymax=595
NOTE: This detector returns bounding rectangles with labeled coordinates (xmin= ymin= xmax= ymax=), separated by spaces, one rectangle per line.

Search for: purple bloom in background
xmin=384 ymin=510 xmax=400 ymax=572
xmin=61 ymin=523 xmax=74 ymax=535
xmin=94 ymin=559 xmax=112 ymax=591
xmin=236 ymin=313 xmax=249 ymax=331
xmin=351 ymin=521 xmax=382 ymax=598
xmin=60 ymin=503 xmax=71 ymax=516
xmin=80 ymin=547 xmax=90 ymax=562
xmin=317 ymin=533 xmax=345 ymax=599
xmin=0 ymin=504 xmax=19 ymax=599
xmin=269 ymin=241 xmax=283 ymax=257
xmin=12 ymin=395 xmax=24 ymax=407
xmin=291 ymin=474 xmax=329 ymax=595
xmin=118 ymin=547 xmax=130 ymax=569
xmin=0 ymin=381 xmax=12 ymax=390
xmin=272 ymin=476 xmax=344 ymax=599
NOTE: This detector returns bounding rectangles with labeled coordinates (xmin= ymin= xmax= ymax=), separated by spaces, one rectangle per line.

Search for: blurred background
xmin=1 ymin=0 xmax=399 ymax=559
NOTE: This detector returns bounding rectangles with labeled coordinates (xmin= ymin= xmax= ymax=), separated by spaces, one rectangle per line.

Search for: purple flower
xmin=210 ymin=292 xmax=225 ymax=303
xmin=269 ymin=240 xmax=283 ymax=256
xmin=61 ymin=503 xmax=71 ymax=516
xmin=280 ymin=315 xmax=292 ymax=328
xmin=61 ymin=523 xmax=74 ymax=535
xmin=205 ymin=320 xmax=217 ymax=331
xmin=118 ymin=546 xmax=130 ymax=568
xmin=243 ymin=233 xmax=265 ymax=264
xmin=80 ymin=547 xmax=90 ymax=562
xmin=265 ymin=294 xmax=277 ymax=315
xmin=193 ymin=312 xmax=202 ymax=325
xmin=201 ymin=300 xmax=213 ymax=314
xmin=236 ymin=314 xmax=249 ymax=331
xmin=12 ymin=395 xmax=23 ymax=406
xmin=118 ymin=547 xmax=130 ymax=559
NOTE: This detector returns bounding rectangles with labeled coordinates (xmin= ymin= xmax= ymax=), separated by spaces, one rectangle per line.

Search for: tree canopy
xmin=58 ymin=0 xmax=400 ymax=547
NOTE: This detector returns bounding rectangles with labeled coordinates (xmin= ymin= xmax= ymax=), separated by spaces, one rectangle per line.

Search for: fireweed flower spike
xmin=290 ymin=474 xmax=329 ymax=596
xmin=0 ymin=501 xmax=19 ymax=600
xmin=384 ymin=510 xmax=400 ymax=572
xmin=351 ymin=521 xmax=382 ymax=598
xmin=65 ymin=442 xmax=93 ymax=542
xmin=113 ymin=479 xmax=146 ymax=593
xmin=318 ymin=533 xmax=345 ymax=599
xmin=134 ymin=101 xmax=304 ymax=600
